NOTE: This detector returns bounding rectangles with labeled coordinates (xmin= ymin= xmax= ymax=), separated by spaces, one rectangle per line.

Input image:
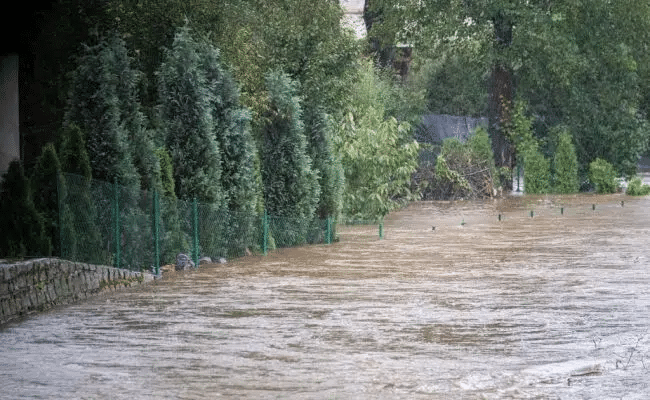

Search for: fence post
xmin=192 ymin=197 xmax=199 ymax=268
xmin=152 ymin=189 xmax=160 ymax=275
xmin=379 ymin=219 xmax=384 ymax=239
xmin=57 ymin=173 xmax=64 ymax=259
xmin=262 ymin=210 xmax=269 ymax=255
xmin=113 ymin=177 xmax=120 ymax=269
xmin=326 ymin=216 xmax=332 ymax=245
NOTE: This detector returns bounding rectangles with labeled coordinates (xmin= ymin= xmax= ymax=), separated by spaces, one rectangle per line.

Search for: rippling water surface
xmin=2 ymin=194 xmax=650 ymax=399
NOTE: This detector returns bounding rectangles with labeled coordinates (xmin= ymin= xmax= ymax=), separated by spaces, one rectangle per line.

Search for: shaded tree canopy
xmin=367 ymin=0 xmax=650 ymax=175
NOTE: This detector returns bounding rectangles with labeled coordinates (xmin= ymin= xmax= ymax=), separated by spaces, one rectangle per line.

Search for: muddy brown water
xmin=2 ymin=194 xmax=650 ymax=399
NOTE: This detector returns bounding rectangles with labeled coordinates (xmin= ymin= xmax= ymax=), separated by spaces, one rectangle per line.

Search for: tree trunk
xmin=488 ymin=11 xmax=515 ymax=190
xmin=489 ymin=63 xmax=514 ymax=169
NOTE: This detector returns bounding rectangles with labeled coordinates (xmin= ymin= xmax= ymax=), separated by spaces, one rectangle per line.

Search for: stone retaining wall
xmin=0 ymin=258 xmax=153 ymax=325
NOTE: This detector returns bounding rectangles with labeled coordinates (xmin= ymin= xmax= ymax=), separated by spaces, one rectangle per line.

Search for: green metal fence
xmin=58 ymin=173 xmax=336 ymax=273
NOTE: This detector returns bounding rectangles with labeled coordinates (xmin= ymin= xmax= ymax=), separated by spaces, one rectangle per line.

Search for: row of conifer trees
xmin=0 ymin=25 xmax=341 ymax=259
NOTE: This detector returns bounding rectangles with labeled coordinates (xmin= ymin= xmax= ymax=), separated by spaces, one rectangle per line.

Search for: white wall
xmin=340 ymin=0 xmax=367 ymax=39
xmin=0 ymin=54 xmax=19 ymax=172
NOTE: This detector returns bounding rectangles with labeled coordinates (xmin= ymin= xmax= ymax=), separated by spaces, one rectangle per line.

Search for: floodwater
xmin=2 ymin=194 xmax=650 ymax=399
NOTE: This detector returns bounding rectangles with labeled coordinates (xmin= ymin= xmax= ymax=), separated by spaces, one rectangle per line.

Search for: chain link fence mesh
xmin=59 ymin=173 xmax=335 ymax=272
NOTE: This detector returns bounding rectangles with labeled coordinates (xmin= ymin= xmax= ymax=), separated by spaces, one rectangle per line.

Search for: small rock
xmin=199 ymin=257 xmax=212 ymax=265
xmin=217 ymin=257 xmax=227 ymax=264
xmin=175 ymin=253 xmax=195 ymax=271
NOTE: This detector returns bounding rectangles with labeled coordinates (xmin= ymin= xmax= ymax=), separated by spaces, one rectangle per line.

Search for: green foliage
xmin=497 ymin=166 xmax=513 ymax=189
xmin=523 ymin=147 xmax=551 ymax=194
xmin=58 ymin=126 xmax=103 ymax=263
xmin=56 ymin=123 xmax=94 ymax=260
xmin=160 ymin=194 xmax=189 ymax=264
xmin=589 ymin=158 xmax=619 ymax=194
xmin=503 ymin=99 xmax=550 ymax=194
xmin=434 ymin=148 xmax=473 ymax=197
xmin=59 ymin=173 xmax=105 ymax=264
xmin=157 ymin=24 xmax=224 ymax=205
xmin=468 ymin=127 xmax=498 ymax=180
xmin=261 ymin=70 xmax=320 ymax=223
xmin=155 ymin=148 xmax=175 ymax=198
xmin=64 ymin=33 xmax=141 ymax=188
xmin=217 ymin=0 xmax=360 ymax=122
xmin=552 ymin=129 xmax=579 ymax=194
xmin=0 ymin=161 xmax=51 ymax=258
xmin=626 ymin=177 xmax=650 ymax=196
xmin=415 ymin=128 xmax=498 ymax=200
xmin=369 ymin=0 xmax=650 ymax=177
xmin=31 ymin=143 xmax=65 ymax=255
xmin=153 ymin=147 xmax=187 ymax=263
xmin=59 ymin=123 xmax=92 ymax=179
xmin=335 ymin=62 xmax=419 ymax=219
xmin=505 ymin=100 xmax=537 ymax=156
xmin=117 ymin=189 xmax=153 ymax=270
xmin=372 ymin=66 xmax=428 ymax=127
xmin=304 ymin=107 xmax=344 ymax=220
xmin=198 ymin=39 xmax=260 ymax=213
xmin=415 ymin=42 xmax=490 ymax=118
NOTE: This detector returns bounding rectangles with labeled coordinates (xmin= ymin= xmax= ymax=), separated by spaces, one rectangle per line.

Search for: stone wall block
xmin=22 ymin=293 xmax=31 ymax=310
xmin=31 ymin=290 xmax=40 ymax=311
xmin=6 ymin=265 xmax=16 ymax=282
xmin=46 ymin=285 xmax=55 ymax=303
xmin=61 ymin=278 xmax=70 ymax=296
xmin=1 ymin=259 xmax=152 ymax=326
xmin=17 ymin=262 xmax=29 ymax=277
xmin=1 ymin=298 xmax=7 ymax=319
xmin=80 ymin=272 xmax=88 ymax=291
xmin=14 ymin=274 xmax=25 ymax=290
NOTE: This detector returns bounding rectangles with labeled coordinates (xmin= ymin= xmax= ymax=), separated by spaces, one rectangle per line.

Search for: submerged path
xmin=2 ymin=194 xmax=650 ymax=399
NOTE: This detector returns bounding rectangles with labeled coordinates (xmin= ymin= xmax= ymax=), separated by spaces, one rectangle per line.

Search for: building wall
xmin=0 ymin=54 xmax=19 ymax=172
xmin=340 ymin=0 xmax=367 ymax=38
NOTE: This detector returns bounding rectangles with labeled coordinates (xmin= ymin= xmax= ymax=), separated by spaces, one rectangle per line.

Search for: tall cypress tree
xmin=0 ymin=161 xmax=51 ymax=258
xmin=553 ymin=129 xmax=579 ymax=194
xmin=30 ymin=143 xmax=65 ymax=255
xmin=155 ymin=147 xmax=188 ymax=263
xmin=261 ymin=70 xmax=319 ymax=221
xmin=304 ymin=106 xmax=344 ymax=220
xmin=58 ymin=123 xmax=103 ymax=263
xmin=59 ymin=123 xmax=92 ymax=179
xmin=112 ymin=33 xmax=161 ymax=192
xmin=64 ymin=33 xmax=140 ymax=188
xmin=198 ymin=39 xmax=259 ymax=214
xmin=157 ymin=25 xmax=224 ymax=206
xmin=195 ymin=39 xmax=262 ymax=255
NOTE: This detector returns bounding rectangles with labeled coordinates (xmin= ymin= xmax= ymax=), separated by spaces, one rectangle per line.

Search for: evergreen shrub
xmin=64 ymin=33 xmax=141 ymax=188
xmin=58 ymin=125 xmax=104 ymax=263
xmin=553 ymin=130 xmax=579 ymax=194
xmin=158 ymin=24 xmax=224 ymax=205
xmin=305 ymin=107 xmax=344 ymax=221
xmin=0 ymin=161 xmax=51 ymax=258
xmin=589 ymin=158 xmax=619 ymax=194
xmin=626 ymin=177 xmax=650 ymax=196
xmin=261 ymin=70 xmax=319 ymax=223
xmin=31 ymin=143 xmax=64 ymax=255
xmin=523 ymin=148 xmax=551 ymax=194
